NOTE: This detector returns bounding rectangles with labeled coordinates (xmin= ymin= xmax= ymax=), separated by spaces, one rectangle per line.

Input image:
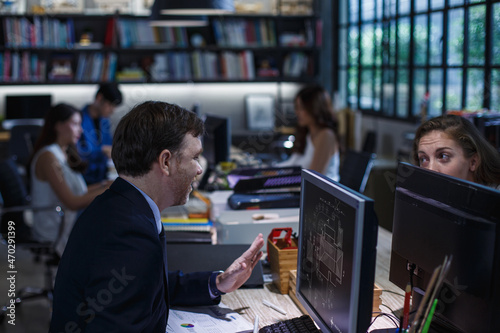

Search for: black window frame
xmin=336 ymin=0 xmax=500 ymax=122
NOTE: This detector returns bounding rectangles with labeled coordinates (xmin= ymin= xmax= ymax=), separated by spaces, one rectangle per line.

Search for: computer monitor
xmin=202 ymin=113 xmax=231 ymax=168
xmin=3 ymin=94 xmax=52 ymax=129
xmin=296 ymin=169 xmax=378 ymax=333
xmin=5 ymin=94 xmax=52 ymax=120
xmin=389 ymin=162 xmax=500 ymax=333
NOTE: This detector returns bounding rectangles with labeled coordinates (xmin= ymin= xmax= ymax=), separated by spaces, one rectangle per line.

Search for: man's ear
xmin=469 ymin=153 xmax=479 ymax=172
xmin=159 ymin=149 xmax=172 ymax=175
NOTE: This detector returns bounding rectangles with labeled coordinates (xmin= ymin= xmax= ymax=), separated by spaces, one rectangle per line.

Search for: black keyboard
xmin=259 ymin=315 xmax=320 ymax=333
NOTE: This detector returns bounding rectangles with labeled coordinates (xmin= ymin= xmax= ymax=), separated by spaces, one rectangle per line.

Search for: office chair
xmin=339 ymin=149 xmax=376 ymax=193
xmin=362 ymin=131 xmax=377 ymax=154
xmin=0 ymin=158 xmax=64 ymax=323
xmin=8 ymin=124 xmax=42 ymax=174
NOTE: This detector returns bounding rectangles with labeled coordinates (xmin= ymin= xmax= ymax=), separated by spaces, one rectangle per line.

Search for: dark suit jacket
xmin=49 ymin=178 xmax=218 ymax=333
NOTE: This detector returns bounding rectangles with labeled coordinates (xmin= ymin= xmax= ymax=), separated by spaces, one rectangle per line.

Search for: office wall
xmin=360 ymin=115 xmax=419 ymax=159
xmin=0 ymin=84 xmax=419 ymax=160
xmin=0 ymin=83 xmax=302 ymax=133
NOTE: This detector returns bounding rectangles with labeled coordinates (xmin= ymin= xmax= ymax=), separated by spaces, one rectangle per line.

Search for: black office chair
xmin=8 ymin=124 xmax=42 ymax=174
xmin=339 ymin=149 xmax=376 ymax=193
xmin=362 ymin=131 xmax=377 ymax=154
xmin=0 ymin=158 xmax=64 ymax=323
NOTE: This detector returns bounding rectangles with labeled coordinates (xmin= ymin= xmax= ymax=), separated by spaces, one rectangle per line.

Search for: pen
xmin=262 ymin=299 xmax=287 ymax=315
xmin=402 ymin=283 xmax=411 ymax=330
xmin=421 ymin=298 xmax=438 ymax=333
xmin=253 ymin=315 xmax=259 ymax=333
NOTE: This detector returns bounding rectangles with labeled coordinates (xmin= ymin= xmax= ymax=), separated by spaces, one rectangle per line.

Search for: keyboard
xmin=259 ymin=315 xmax=320 ymax=333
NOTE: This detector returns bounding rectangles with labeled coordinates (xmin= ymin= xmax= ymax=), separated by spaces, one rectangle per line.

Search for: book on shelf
xmin=75 ymin=52 xmax=117 ymax=82
xmin=283 ymin=52 xmax=309 ymax=77
xmin=212 ymin=18 xmax=276 ymax=47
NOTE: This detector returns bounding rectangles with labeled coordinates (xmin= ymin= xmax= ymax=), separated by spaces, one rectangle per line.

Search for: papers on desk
xmin=166 ymin=303 xmax=253 ymax=333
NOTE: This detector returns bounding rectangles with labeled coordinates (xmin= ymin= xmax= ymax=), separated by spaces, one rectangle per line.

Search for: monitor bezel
xmin=296 ymin=169 xmax=376 ymax=333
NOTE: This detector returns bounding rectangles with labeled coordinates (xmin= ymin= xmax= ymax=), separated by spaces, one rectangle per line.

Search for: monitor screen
xmin=296 ymin=169 xmax=378 ymax=333
xmin=202 ymin=114 xmax=231 ymax=168
xmin=389 ymin=162 xmax=500 ymax=333
xmin=5 ymin=94 xmax=52 ymax=120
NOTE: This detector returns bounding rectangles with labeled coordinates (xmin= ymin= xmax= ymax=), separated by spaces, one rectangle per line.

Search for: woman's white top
xmin=278 ymin=134 xmax=340 ymax=181
xmin=31 ymin=143 xmax=87 ymax=256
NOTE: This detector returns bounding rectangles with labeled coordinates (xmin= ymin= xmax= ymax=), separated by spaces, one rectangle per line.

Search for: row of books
xmin=0 ymin=51 xmax=46 ymax=82
xmin=1 ymin=51 xmax=311 ymax=83
xmin=3 ymin=16 xmax=317 ymax=50
xmin=212 ymin=18 xmax=277 ymax=47
xmin=116 ymin=18 xmax=189 ymax=48
xmin=0 ymin=50 xmax=119 ymax=83
xmin=75 ymin=52 xmax=117 ymax=82
xmin=161 ymin=193 xmax=213 ymax=232
xmin=283 ymin=52 xmax=314 ymax=77
xmin=3 ymin=17 xmax=76 ymax=48
xmin=150 ymin=50 xmax=256 ymax=82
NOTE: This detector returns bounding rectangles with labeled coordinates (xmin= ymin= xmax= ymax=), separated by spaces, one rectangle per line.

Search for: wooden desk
xmin=221 ymin=226 xmax=404 ymax=331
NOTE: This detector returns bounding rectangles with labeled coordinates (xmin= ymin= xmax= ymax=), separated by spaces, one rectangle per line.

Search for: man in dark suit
xmin=49 ymin=101 xmax=264 ymax=332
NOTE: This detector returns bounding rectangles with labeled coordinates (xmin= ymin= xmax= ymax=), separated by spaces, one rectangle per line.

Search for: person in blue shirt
xmin=77 ymin=83 xmax=123 ymax=185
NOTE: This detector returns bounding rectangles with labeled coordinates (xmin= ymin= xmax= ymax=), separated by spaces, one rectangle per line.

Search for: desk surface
xmin=221 ymin=226 xmax=403 ymax=331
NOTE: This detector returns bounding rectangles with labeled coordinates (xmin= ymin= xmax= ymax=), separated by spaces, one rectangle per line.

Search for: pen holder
xmin=267 ymin=238 xmax=298 ymax=294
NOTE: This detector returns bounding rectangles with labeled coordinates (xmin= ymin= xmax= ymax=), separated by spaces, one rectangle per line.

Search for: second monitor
xmin=296 ymin=169 xmax=378 ymax=333
xmin=390 ymin=162 xmax=500 ymax=333
xmin=202 ymin=113 xmax=231 ymax=169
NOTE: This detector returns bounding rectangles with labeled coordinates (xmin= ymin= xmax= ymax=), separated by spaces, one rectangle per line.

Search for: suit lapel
xmin=159 ymin=227 xmax=170 ymax=305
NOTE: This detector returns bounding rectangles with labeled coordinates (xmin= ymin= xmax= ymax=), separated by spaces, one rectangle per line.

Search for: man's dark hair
xmin=97 ymin=83 xmax=123 ymax=106
xmin=112 ymin=101 xmax=204 ymax=177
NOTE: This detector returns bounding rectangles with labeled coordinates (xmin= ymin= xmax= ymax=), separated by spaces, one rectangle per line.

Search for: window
xmin=337 ymin=0 xmax=500 ymax=121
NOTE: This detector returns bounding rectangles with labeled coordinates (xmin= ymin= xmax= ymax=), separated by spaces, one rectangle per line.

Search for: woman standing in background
xmin=278 ymin=84 xmax=341 ymax=181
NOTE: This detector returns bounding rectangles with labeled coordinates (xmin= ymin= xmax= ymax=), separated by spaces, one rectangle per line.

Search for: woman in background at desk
xmin=30 ymin=103 xmax=111 ymax=256
xmin=413 ymin=114 xmax=500 ymax=189
xmin=278 ymin=84 xmax=341 ymax=181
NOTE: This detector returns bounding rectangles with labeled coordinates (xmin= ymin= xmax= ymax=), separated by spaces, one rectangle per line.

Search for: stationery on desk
xmin=161 ymin=191 xmax=212 ymax=232
xmin=401 ymin=282 xmax=411 ymax=331
xmin=408 ymin=256 xmax=452 ymax=333
xmin=166 ymin=303 xmax=253 ymax=333
xmin=253 ymin=315 xmax=259 ymax=333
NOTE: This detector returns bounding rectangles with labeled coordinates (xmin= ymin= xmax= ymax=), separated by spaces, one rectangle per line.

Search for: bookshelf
xmin=0 ymin=3 xmax=321 ymax=85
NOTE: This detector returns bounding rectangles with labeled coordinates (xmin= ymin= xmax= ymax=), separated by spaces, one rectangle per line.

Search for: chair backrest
xmin=8 ymin=124 xmax=42 ymax=168
xmin=339 ymin=149 xmax=376 ymax=193
xmin=0 ymin=158 xmax=33 ymax=242
xmin=362 ymin=131 xmax=377 ymax=154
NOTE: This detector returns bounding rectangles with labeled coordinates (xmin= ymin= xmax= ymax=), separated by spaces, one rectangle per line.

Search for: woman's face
xmin=56 ymin=112 xmax=82 ymax=146
xmin=294 ymin=98 xmax=314 ymax=127
xmin=417 ymin=130 xmax=478 ymax=182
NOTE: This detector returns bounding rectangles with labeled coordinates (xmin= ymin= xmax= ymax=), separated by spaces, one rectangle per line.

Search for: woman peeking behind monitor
xmin=412 ymin=114 xmax=500 ymax=189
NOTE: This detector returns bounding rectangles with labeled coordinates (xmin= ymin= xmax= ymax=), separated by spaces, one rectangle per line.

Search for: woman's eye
xmin=419 ymin=156 xmax=428 ymax=166
xmin=438 ymin=153 xmax=450 ymax=161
